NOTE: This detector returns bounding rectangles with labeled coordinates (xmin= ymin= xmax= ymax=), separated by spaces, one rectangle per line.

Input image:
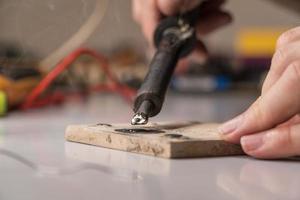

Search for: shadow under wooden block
xmin=65 ymin=122 xmax=244 ymax=158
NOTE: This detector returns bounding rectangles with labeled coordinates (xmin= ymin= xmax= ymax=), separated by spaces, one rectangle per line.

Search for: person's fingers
xmin=241 ymin=123 xmax=300 ymax=159
xmin=188 ymin=40 xmax=208 ymax=63
xmin=133 ymin=0 xmax=231 ymax=46
xmin=175 ymin=58 xmax=190 ymax=74
xmin=133 ymin=0 xmax=161 ymax=45
xmin=219 ymin=60 xmax=300 ymax=143
xmin=196 ymin=10 xmax=232 ymax=37
xmin=175 ymin=41 xmax=208 ymax=74
xmin=156 ymin=0 xmax=185 ymax=15
xmin=277 ymin=114 xmax=300 ymax=128
xmin=199 ymin=0 xmax=226 ymax=13
xmin=132 ymin=0 xmax=142 ymax=22
xmin=276 ymin=26 xmax=300 ymax=49
xmin=262 ymin=40 xmax=300 ymax=94
xmin=261 ymin=26 xmax=300 ymax=94
xmin=157 ymin=0 xmax=203 ymax=16
xmin=141 ymin=15 xmax=160 ymax=46
xmin=155 ymin=0 xmax=227 ymax=20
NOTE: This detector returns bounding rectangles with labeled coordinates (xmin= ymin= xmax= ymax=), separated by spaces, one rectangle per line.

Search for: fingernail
xmin=241 ymin=133 xmax=265 ymax=152
xmin=219 ymin=114 xmax=243 ymax=135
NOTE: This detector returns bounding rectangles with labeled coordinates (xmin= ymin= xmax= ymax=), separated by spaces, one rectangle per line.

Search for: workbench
xmin=1 ymin=92 xmax=299 ymax=200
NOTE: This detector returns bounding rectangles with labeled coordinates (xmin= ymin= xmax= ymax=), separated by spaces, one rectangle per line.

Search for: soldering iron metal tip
xmin=131 ymin=113 xmax=148 ymax=125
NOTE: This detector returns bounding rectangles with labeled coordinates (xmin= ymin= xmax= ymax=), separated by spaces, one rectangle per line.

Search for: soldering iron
xmin=131 ymin=5 xmax=204 ymax=125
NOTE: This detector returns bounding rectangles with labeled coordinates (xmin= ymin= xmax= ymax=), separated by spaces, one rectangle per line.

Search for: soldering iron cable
xmin=39 ymin=0 xmax=108 ymax=69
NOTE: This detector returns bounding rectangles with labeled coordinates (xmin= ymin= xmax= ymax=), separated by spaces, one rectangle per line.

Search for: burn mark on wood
xmin=90 ymin=123 xmax=112 ymax=127
xmin=163 ymin=133 xmax=190 ymax=139
xmin=114 ymin=128 xmax=165 ymax=134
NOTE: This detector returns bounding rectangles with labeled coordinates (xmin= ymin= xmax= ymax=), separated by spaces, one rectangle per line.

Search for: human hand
xmin=132 ymin=0 xmax=231 ymax=61
xmin=219 ymin=26 xmax=300 ymax=159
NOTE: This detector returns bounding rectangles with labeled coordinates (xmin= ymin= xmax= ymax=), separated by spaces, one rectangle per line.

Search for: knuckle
xmin=276 ymin=28 xmax=299 ymax=48
xmin=271 ymin=127 xmax=297 ymax=152
xmin=285 ymin=61 xmax=300 ymax=108
xmin=272 ymin=48 xmax=287 ymax=67
xmin=288 ymin=61 xmax=300 ymax=82
xmin=247 ymin=102 xmax=268 ymax=129
xmin=286 ymin=61 xmax=300 ymax=110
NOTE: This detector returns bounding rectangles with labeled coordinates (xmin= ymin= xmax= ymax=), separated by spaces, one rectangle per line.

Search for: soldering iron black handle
xmin=133 ymin=33 xmax=184 ymax=117
xmin=133 ymin=4 xmax=204 ymax=118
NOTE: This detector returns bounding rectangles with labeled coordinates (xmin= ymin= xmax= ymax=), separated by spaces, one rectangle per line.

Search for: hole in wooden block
xmin=96 ymin=123 xmax=112 ymax=127
xmin=114 ymin=128 xmax=165 ymax=134
xmin=89 ymin=123 xmax=112 ymax=127
xmin=163 ymin=133 xmax=190 ymax=140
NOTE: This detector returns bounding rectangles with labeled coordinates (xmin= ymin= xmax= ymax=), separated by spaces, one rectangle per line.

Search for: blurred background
xmin=0 ymin=0 xmax=299 ymax=115
xmin=0 ymin=0 xmax=298 ymax=56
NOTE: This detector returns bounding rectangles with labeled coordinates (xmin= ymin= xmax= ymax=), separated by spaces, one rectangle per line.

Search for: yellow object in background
xmin=0 ymin=91 xmax=7 ymax=116
xmin=0 ymin=75 xmax=41 ymax=111
xmin=235 ymin=28 xmax=287 ymax=57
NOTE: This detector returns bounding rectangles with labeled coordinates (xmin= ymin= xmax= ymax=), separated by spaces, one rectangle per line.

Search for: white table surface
xmin=1 ymin=92 xmax=299 ymax=200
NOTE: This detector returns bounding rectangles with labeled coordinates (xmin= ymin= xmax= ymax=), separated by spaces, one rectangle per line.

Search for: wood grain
xmin=65 ymin=122 xmax=244 ymax=158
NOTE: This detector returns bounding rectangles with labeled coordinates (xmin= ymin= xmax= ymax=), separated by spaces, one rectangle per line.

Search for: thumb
xmin=219 ymin=61 xmax=300 ymax=143
xmin=241 ymin=124 xmax=300 ymax=159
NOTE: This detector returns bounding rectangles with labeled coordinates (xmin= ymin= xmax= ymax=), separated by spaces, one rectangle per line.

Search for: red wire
xmin=21 ymin=48 xmax=136 ymax=109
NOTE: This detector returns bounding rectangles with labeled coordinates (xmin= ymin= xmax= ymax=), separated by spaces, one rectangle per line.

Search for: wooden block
xmin=65 ymin=122 xmax=244 ymax=158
